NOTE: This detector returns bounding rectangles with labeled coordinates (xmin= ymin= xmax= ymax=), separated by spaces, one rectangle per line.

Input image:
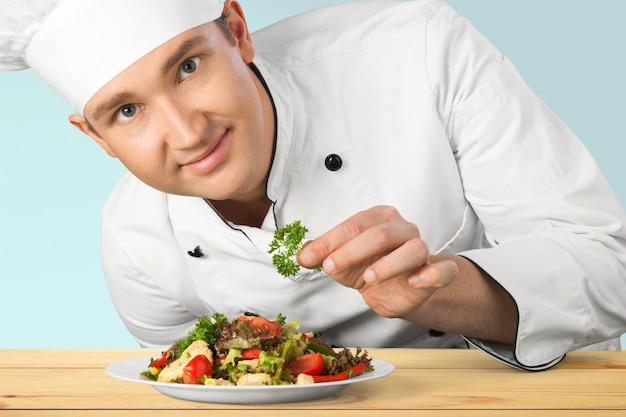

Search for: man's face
xmin=74 ymin=8 xmax=274 ymax=203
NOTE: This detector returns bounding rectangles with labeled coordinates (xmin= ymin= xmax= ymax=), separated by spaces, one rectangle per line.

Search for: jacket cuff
xmin=463 ymin=337 xmax=565 ymax=371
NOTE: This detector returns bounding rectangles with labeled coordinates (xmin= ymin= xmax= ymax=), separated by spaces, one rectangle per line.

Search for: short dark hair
xmin=215 ymin=12 xmax=235 ymax=44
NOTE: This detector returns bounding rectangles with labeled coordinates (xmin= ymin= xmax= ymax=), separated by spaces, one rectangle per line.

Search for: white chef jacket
xmin=101 ymin=0 xmax=626 ymax=370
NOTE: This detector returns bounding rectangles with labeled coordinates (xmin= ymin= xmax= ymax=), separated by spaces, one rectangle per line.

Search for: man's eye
xmin=114 ymin=104 xmax=137 ymax=122
xmin=179 ymin=57 xmax=200 ymax=80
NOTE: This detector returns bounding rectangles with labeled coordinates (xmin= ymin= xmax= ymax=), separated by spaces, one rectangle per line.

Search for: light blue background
xmin=1 ymin=0 xmax=625 ymax=349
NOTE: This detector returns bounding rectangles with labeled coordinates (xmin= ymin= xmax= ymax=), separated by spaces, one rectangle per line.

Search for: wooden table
xmin=1 ymin=348 xmax=625 ymax=416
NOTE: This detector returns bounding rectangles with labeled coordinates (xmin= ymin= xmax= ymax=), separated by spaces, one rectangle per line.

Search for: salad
xmin=142 ymin=313 xmax=373 ymax=386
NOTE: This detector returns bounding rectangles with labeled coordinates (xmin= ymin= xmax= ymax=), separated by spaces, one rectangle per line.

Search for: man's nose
xmin=158 ymin=98 xmax=206 ymax=150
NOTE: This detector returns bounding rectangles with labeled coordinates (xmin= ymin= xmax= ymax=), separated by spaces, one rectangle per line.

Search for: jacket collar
xmin=251 ymin=56 xmax=295 ymax=207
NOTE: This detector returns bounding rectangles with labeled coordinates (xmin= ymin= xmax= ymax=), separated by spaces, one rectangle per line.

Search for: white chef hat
xmin=0 ymin=0 xmax=224 ymax=115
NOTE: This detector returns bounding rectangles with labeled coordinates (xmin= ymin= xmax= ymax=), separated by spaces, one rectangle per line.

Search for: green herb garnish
xmin=268 ymin=220 xmax=308 ymax=278
xmin=176 ymin=313 xmax=228 ymax=358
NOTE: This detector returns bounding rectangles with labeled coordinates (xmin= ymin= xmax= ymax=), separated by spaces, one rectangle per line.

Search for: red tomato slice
xmin=312 ymin=363 xmax=368 ymax=383
xmin=150 ymin=347 xmax=174 ymax=369
xmin=288 ymin=353 xmax=324 ymax=376
xmin=182 ymin=354 xmax=213 ymax=384
xmin=238 ymin=315 xmax=281 ymax=338
xmin=241 ymin=349 xmax=262 ymax=360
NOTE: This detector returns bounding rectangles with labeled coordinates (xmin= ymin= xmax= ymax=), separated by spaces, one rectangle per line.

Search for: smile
xmin=181 ymin=130 xmax=229 ymax=174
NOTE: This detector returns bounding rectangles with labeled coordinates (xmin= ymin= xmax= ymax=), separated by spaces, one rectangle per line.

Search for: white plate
xmin=105 ymin=355 xmax=395 ymax=404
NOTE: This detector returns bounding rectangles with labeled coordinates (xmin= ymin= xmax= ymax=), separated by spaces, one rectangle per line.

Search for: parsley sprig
xmin=268 ymin=220 xmax=309 ymax=278
xmin=176 ymin=313 xmax=228 ymax=357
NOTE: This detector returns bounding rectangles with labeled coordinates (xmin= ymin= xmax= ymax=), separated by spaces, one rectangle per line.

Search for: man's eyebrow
xmin=91 ymin=91 xmax=134 ymax=121
xmin=162 ymin=35 xmax=206 ymax=75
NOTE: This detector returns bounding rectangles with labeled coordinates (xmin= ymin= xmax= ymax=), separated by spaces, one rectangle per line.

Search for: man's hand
xmin=297 ymin=205 xmax=459 ymax=318
xmin=297 ymin=205 xmax=518 ymax=344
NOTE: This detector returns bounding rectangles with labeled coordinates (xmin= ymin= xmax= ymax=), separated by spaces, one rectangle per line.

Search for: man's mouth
xmin=181 ymin=130 xmax=229 ymax=174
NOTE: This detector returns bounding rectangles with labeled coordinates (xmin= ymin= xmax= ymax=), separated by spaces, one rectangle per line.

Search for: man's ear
xmin=68 ymin=114 xmax=117 ymax=158
xmin=223 ymin=0 xmax=255 ymax=64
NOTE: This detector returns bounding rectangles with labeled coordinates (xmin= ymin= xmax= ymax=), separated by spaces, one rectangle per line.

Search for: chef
xmin=1 ymin=0 xmax=625 ymax=371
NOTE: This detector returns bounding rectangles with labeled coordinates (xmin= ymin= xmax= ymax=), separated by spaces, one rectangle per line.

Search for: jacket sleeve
xmin=101 ymin=221 xmax=199 ymax=347
xmin=100 ymin=175 xmax=203 ymax=348
xmin=426 ymin=2 xmax=626 ymax=369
